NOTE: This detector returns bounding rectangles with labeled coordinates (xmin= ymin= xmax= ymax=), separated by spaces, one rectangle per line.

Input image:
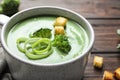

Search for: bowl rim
xmin=1 ymin=6 xmax=95 ymax=67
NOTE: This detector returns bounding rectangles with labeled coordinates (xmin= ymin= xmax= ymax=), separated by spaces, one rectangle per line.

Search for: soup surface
xmin=7 ymin=16 xmax=89 ymax=64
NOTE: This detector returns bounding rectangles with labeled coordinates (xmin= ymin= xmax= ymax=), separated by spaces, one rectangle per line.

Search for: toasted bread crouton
xmin=103 ymin=71 xmax=113 ymax=80
xmin=54 ymin=17 xmax=67 ymax=27
xmin=93 ymin=56 xmax=103 ymax=68
xmin=55 ymin=26 xmax=65 ymax=35
xmin=114 ymin=68 xmax=120 ymax=80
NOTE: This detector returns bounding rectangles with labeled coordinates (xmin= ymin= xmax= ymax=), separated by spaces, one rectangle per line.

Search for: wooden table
xmin=0 ymin=0 xmax=120 ymax=80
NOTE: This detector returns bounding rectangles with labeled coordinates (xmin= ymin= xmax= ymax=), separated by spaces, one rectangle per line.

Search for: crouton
xmin=54 ymin=26 xmax=65 ymax=35
xmin=103 ymin=71 xmax=113 ymax=80
xmin=54 ymin=17 xmax=67 ymax=27
xmin=93 ymin=56 xmax=103 ymax=68
xmin=114 ymin=68 xmax=120 ymax=80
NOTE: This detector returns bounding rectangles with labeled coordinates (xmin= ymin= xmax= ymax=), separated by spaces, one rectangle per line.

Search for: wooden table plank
xmin=83 ymin=77 xmax=103 ymax=80
xmin=89 ymin=20 xmax=120 ymax=52
xmin=0 ymin=0 xmax=120 ymax=18
xmin=88 ymin=19 xmax=120 ymax=26
xmin=19 ymin=0 xmax=120 ymax=18
xmin=84 ymin=53 xmax=120 ymax=80
xmin=20 ymin=0 xmax=120 ymax=18
xmin=93 ymin=26 xmax=119 ymax=52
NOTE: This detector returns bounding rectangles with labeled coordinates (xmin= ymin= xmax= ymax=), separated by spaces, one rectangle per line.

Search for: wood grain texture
xmin=90 ymin=20 xmax=120 ymax=52
xmin=76 ymin=19 xmax=120 ymax=52
xmin=84 ymin=53 xmax=120 ymax=80
xmin=20 ymin=0 xmax=120 ymax=18
xmin=0 ymin=0 xmax=120 ymax=18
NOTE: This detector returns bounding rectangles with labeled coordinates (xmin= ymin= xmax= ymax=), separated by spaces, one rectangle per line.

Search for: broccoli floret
xmin=30 ymin=28 xmax=52 ymax=38
xmin=0 ymin=6 xmax=3 ymax=13
xmin=52 ymin=34 xmax=71 ymax=54
xmin=0 ymin=0 xmax=20 ymax=16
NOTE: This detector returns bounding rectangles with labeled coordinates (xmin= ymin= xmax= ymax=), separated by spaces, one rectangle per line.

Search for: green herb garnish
xmin=30 ymin=28 xmax=52 ymax=38
xmin=16 ymin=37 xmax=28 ymax=53
xmin=52 ymin=34 xmax=71 ymax=54
xmin=0 ymin=0 xmax=20 ymax=16
xmin=17 ymin=38 xmax=53 ymax=60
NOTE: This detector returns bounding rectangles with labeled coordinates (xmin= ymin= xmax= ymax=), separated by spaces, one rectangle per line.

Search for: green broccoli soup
xmin=7 ymin=16 xmax=89 ymax=64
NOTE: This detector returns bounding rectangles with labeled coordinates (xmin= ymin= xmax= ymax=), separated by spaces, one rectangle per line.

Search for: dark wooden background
xmin=0 ymin=0 xmax=120 ymax=80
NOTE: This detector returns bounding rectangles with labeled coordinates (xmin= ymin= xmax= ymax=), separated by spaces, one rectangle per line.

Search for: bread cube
xmin=93 ymin=56 xmax=103 ymax=68
xmin=55 ymin=26 xmax=65 ymax=35
xmin=103 ymin=71 xmax=113 ymax=80
xmin=114 ymin=68 xmax=120 ymax=80
xmin=54 ymin=17 xmax=67 ymax=27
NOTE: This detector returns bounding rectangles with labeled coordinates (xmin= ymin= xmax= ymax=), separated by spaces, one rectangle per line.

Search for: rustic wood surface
xmin=0 ymin=0 xmax=120 ymax=80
